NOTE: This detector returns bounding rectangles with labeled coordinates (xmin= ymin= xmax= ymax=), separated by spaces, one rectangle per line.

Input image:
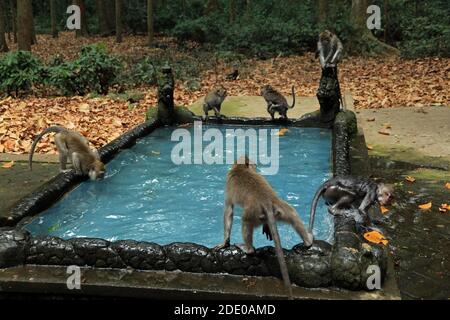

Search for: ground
xmin=1 ymin=95 xmax=448 ymax=299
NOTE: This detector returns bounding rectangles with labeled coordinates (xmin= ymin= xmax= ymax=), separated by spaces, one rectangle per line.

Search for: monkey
xmin=309 ymin=177 xmax=394 ymax=230
xmin=317 ymin=30 xmax=344 ymax=69
xmin=214 ymin=156 xmax=314 ymax=300
xmin=29 ymin=126 xmax=106 ymax=181
xmin=203 ymin=86 xmax=227 ymax=120
xmin=260 ymin=85 xmax=296 ymax=120
xmin=226 ymin=69 xmax=239 ymax=81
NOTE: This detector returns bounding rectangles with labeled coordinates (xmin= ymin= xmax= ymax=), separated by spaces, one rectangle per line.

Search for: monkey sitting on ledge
xmin=309 ymin=177 xmax=394 ymax=230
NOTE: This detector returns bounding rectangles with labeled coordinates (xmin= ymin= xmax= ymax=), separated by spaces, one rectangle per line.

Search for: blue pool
xmin=25 ymin=124 xmax=333 ymax=248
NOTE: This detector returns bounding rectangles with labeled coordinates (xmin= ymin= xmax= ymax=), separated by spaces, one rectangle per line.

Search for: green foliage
xmin=47 ymin=44 xmax=121 ymax=95
xmin=0 ymin=51 xmax=44 ymax=95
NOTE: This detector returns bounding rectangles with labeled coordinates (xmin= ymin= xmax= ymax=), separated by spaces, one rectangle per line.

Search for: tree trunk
xmin=229 ymin=0 xmax=236 ymax=24
xmin=204 ymin=0 xmax=219 ymax=15
xmin=350 ymin=0 xmax=399 ymax=56
xmin=96 ymin=0 xmax=109 ymax=36
xmin=115 ymin=0 xmax=122 ymax=43
xmin=17 ymin=0 xmax=32 ymax=51
xmin=105 ymin=0 xmax=115 ymax=33
xmin=0 ymin=0 xmax=8 ymax=52
xmin=50 ymin=0 xmax=58 ymax=38
xmin=74 ymin=0 xmax=88 ymax=37
xmin=10 ymin=0 xmax=17 ymax=43
xmin=147 ymin=0 xmax=154 ymax=46
xmin=317 ymin=0 xmax=328 ymax=25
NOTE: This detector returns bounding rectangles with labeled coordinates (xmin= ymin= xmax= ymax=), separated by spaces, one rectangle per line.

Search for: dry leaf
xmin=276 ymin=128 xmax=289 ymax=136
xmin=418 ymin=202 xmax=432 ymax=210
xmin=380 ymin=206 xmax=390 ymax=214
xmin=378 ymin=130 xmax=390 ymax=136
xmin=366 ymin=144 xmax=374 ymax=150
xmin=366 ymin=118 xmax=376 ymax=122
xmin=364 ymin=231 xmax=388 ymax=246
xmin=438 ymin=204 xmax=448 ymax=213
xmin=445 ymin=182 xmax=450 ymax=190
xmin=1 ymin=161 xmax=14 ymax=169
xmin=405 ymin=176 xmax=416 ymax=183
xmin=151 ymin=151 xmax=161 ymax=155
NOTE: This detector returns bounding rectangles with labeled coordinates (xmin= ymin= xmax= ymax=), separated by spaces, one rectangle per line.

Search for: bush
xmin=48 ymin=44 xmax=121 ymax=95
xmin=0 ymin=51 xmax=44 ymax=96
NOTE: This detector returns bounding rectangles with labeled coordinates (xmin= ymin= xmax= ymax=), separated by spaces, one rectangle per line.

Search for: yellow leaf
xmin=364 ymin=231 xmax=388 ymax=246
xmin=405 ymin=176 xmax=416 ymax=183
xmin=151 ymin=151 xmax=160 ymax=155
xmin=439 ymin=204 xmax=448 ymax=213
xmin=275 ymin=128 xmax=289 ymax=136
xmin=445 ymin=182 xmax=450 ymax=190
xmin=366 ymin=118 xmax=376 ymax=122
xmin=366 ymin=144 xmax=374 ymax=150
xmin=380 ymin=206 xmax=389 ymax=214
xmin=378 ymin=130 xmax=390 ymax=136
xmin=1 ymin=160 xmax=14 ymax=169
xmin=418 ymin=202 xmax=432 ymax=210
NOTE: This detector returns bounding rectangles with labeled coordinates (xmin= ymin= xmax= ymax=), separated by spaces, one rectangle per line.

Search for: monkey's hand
xmin=213 ymin=240 xmax=230 ymax=251
xmin=262 ymin=223 xmax=273 ymax=241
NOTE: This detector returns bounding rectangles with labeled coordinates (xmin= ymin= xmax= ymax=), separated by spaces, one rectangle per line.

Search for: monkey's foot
xmin=213 ymin=241 xmax=230 ymax=251
xmin=236 ymin=243 xmax=255 ymax=255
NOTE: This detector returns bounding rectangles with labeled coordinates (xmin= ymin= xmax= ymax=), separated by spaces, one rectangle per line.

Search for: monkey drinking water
xmin=203 ymin=86 xmax=227 ymax=120
xmin=29 ymin=126 xmax=106 ymax=180
xmin=309 ymin=177 xmax=394 ymax=230
xmin=215 ymin=156 xmax=313 ymax=299
xmin=261 ymin=85 xmax=296 ymax=120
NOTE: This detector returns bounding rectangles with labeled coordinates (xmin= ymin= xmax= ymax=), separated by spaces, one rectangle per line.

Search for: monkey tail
xmin=265 ymin=205 xmax=293 ymax=300
xmin=309 ymin=182 xmax=327 ymax=232
xmin=289 ymin=85 xmax=295 ymax=109
xmin=29 ymin=126 xmax=67 ymax=170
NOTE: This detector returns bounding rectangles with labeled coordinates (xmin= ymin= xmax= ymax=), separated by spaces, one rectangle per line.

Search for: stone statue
xmin=316 ymin=66 xmax=341 ymax=124
xmin=156 ymin=64 xmax=176 ymax=125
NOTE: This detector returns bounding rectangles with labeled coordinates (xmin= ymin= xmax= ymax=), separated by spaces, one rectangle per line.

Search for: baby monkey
xmin=261 ymin=85 xmax=295 ymax=120
xmin=215 ymin=156 xmax=313 ymax=299
xmin=29 ymin=126 xmax=105 ymax=181
xmin=203 ymin=86 xmax=227 ymax=120
xmin=309 ymin=177 xmax=394 ymax=230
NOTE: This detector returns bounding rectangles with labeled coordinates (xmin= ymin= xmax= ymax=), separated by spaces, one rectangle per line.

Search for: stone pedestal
xmin=317 ymin=67 xmax=341 ymax=124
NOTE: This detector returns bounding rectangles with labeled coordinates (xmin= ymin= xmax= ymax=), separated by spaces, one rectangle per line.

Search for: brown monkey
xmin=215 ymin=156 xmax=313 ymax=299
xmin=29 ymin=126 xmax=105 ymax=180
xmin=317 ymin=30 xmax=343 ymax=69
xmin=203 ymin=86 xmax=227 ymax=120
xmin=261 ymin=85 xmax=295 ymax=120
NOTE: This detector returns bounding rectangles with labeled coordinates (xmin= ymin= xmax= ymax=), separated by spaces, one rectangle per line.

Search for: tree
xmin=9 ymin=0 xmax=17 ymax=43
xmin=350 ymin=0 xmax=399 ymax=56
xmin=50 ymin=0 xmax=58 ymax=38
xmin=17 ymin=0 xmax=33 ymax=51
xmin=229 ymin=0 xmax=236 ymax=24
xmin=147 ymin=0 xmax=154 ymax=46
xmin=317 ymin=0 xmax=328 ymax=25
xmin=115 ymin=0 xmax=122 ymax=43
xmin=0 ymin=0 xmax=8 ymax=52
xmin=96 ymin=0 xmax=110 ymax=36
xmin=74 ymin=0 xmax=88 ymax=37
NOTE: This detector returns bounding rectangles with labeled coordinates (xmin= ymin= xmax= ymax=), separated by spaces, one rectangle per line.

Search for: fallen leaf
xmin=276 ymin=128 xmax=289 ymax=136
xmin=445 ymin=182 xmax=450 ymax=190
xmin=151 ymin=151 xmax=161 ymax=155
xmin=439 ymin=204 xmax=448 ymax=213
xmin=366 ymin=118 xmax=376 ymax=122
xmin=1 ymin=160 xmax=14 ymax=169
xmin=405 ymin=176 xmax=416 ymax=183
xmin=418 ymin=202 xmax=432 ymax=210
xmin=380 ymin=206 xmax=390 ymax=214
xmin=378 ymin=130 xmax=390 ymax=136
xmin=383 ymin=123 xmax=392 ymax=129
xmin=364 ymin=231 xmax=388 ymax=246
xmin=366 ymin=144 xmax=374 ymax=150
xmin=78 ymin=103 xmax=90 ymax=113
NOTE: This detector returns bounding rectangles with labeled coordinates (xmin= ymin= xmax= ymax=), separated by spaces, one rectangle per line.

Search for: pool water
xmin=25 ymin=124 xmax=333 ymax=248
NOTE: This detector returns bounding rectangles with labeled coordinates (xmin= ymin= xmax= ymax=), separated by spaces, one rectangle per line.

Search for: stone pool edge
xmin=0 ymin=111 xmax=389 ymax=293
